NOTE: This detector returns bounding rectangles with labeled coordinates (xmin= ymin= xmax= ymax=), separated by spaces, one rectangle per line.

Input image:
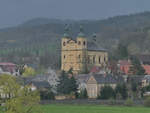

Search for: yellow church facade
xmin=61 ymin=27 xmax=108 ymax=74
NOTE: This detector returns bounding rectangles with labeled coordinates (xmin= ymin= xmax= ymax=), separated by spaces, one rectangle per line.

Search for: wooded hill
xmin=1 ymin=11 xmax=150 ymax=68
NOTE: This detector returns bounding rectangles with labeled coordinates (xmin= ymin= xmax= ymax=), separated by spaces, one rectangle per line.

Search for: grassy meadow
xmin=40 ymin=104 xmax=150 ymax=113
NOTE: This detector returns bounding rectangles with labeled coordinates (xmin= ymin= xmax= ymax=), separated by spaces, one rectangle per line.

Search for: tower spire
xmin=63 ymin=24 xmax=70 ymax=38
xmin=78 ymin=25 xmax=85 ymax=37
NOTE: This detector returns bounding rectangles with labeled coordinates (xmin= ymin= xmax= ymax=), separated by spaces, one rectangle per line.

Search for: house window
xmin=78 ymin=41 xmax=81 ymax=45
xmin=63 ymin=42 xmax=66 ymax=46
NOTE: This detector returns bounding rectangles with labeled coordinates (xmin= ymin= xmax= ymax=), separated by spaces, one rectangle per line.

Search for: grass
xmin=40 ymin=104 xmax=150 ymax=113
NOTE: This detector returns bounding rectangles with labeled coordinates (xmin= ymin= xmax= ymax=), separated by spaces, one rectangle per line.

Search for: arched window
xmin=78 ymin=41 xmax=81 ymax=45
xmin=104 ymin=57 xmax=106 ymax=62
xmin=93 ymin=56 xmax=95 ymax=64
xmin=63 ymin=42 xmax=66 ymax=46
xmin=64 ymin=55 xmax=66 ymax=59
xmin=79 ymin=55 xmax=81 ymax=59
xmin=88 ymin=56 xmax=90 ymax=64
xmin=83 ymin=41 xmax=86 ymax=46
xmin=99 ymin=56 xmax=101 ymax=64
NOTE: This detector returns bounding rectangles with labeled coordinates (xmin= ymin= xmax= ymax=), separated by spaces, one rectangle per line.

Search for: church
xmin=61 ymin=26 xmax=108 ymax=74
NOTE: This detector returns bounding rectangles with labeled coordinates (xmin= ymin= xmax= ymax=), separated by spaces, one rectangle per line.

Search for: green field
xmin=41 ymin=104 xmax=150 ymax=113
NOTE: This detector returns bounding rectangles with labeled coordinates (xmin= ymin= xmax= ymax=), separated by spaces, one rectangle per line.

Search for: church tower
xmin=61 ymin=25 xmax=87 ymax=74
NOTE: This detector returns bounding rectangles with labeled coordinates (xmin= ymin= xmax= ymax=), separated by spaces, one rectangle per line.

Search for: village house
xmin=23 ymin=78 xmax=51 ymax=91
xmin=86 ymin=74 xmax=124 ymax=98
xmin=141 ymin=75 xmax=150 ymax=87
xmin=0 ymin=62 xmax=19 ymax=76
xmin=118 ymin=60 xmax=150 ymax=75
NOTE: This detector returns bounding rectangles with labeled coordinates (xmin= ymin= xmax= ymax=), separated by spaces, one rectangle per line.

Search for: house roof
xmin=90 ymin=66 xmax=101 ymax=73
xmin=136 ymin=54 xmax=150 ymax=64
xmin=118 ymin=60 xmax=131 ymax=66
xmin=143 ymin=65 xmax=150 ymax=75
xmin=92 ymin=74 xmax=118 ymax=84
xmin=127 ymin=75 xmax=145 ymax=83
xmin=76 ymin=74 xmax=91 ymax=84
xmin=143 ymin=75 xmax=150 ymax=82
xmin=23 ymin=77 xmax=50 ymax=89
xmin=30 ymin=81 xmax=50 ymax=89
xmin=0 ymin=62 xmax=16 ymax=66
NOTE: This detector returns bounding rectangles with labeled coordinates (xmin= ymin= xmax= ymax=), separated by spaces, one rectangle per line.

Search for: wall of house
xmin=87 ymin=75 xmax=117 ymax=99
xmin=87 ymin=84 xmax=98 ymax=98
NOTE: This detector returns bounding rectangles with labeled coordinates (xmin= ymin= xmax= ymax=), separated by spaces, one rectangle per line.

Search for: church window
xmin=99 ymin=56 xmax=101 ymax=64
xmin=63 ymin=42 xmax=66 ymax=46
xmin=93 ymin=56 xmax=95 ymax=64
xmin=64 ymin=55 xmax=65 ymax=59
xmin=88 ymin=56 xmax=90 ymax=64
xmin=78 ymin=41 xmax=81 ymax=45
xmin=79 ymin=55 xmax=81 ymax=59
xmin=83 ymin=41 xmax=86 ymax=45
xmin=104 ymin=57 xmax=106 ymax=62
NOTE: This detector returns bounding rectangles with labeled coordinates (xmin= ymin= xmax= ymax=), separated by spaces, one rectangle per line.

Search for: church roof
xmin=87 ymin=41 xmax=107 ymax=52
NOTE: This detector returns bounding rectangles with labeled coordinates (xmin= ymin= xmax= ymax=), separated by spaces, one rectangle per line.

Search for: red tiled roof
xmin=90 ymin=66 xmax=101 ymax=73
xmin=120 ymin=64 xmax=150 ymax=75
xmin=118 ymin=60 xmax=131 ymax=66
xmin=143 ymin=65 xmax=150 ymax=75
xmin=0 ymin=62 xmax=16 ymax=66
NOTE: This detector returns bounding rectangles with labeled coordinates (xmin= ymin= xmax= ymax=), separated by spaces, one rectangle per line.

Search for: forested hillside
xmin=1 ymin=11 xmax=150 ymax=69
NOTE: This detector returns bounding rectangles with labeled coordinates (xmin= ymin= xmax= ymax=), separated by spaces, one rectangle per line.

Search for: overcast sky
xmin=0 ymin=0 xmax=150 ymax=28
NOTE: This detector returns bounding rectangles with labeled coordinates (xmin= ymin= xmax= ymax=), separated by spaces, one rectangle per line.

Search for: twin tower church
xmin=61 ymin=26 xmax=108 ymax=74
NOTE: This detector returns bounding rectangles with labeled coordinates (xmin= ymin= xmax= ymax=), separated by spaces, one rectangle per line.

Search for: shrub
xmin=144 ymin=97 xmax=150 ymax=107
xmin=109 ymin=98 xmax=116 ymax=105
xmin=40 ymin=90 xmax=55 ymax=100
xmin=100 ymin=86 xmax=115 ymax=99
xmin=125 ymin=98 xmax=134 ymax=106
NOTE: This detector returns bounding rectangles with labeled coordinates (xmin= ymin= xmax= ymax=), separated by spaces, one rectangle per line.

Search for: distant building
xmin=136 ymin=54 xmax=150 ymax=65
xmin=118 ymin=60 xmax=150 ymax=75
xmin=141 ymin=75 xmax=150 ymax=87
xmin=23 ymin=78 xmax=50 ymax=91
xmin=61 ymin=26 xmax=108 ymax=74
xmin=0 ymin=62 xmax=19 ymax=76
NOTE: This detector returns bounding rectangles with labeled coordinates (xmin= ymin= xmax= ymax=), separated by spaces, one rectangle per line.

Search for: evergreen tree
xmin=69 ymin=76 xmax=78 ymax=93
xmin=121 ymin=83 xmax=128 ymax=99
xmin=57 ymin=71 xmax=70 ymax=94
xmin=129 ymin=56 xmax=146 ymax=75
xmin=116 ymin=43 xmax=128 ymax=59
xmin=115 ymin=83 xmax=128 ymax=99
xmin=57 ymin=71 xmax=78 ymax=95
xmin=131 ymin=81 xmax=138 ymax=92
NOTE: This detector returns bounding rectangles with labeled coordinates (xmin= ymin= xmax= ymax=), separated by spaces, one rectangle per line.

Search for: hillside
xmin=1 ymin=11 xmax=150 ymax=68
